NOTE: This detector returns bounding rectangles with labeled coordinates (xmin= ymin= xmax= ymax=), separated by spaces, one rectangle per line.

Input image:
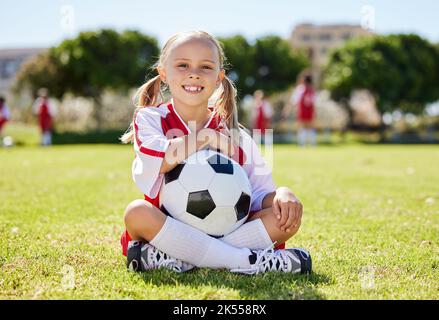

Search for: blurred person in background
xmin=282 ymin=73 xmax=316 ymax=146
xmin=251 ymin=89 xmax=273 ymax=144
xmin=0 ymin=96 xmax=10 ymax=139
xmin=32 ymin=88 xmax=57 ymax=146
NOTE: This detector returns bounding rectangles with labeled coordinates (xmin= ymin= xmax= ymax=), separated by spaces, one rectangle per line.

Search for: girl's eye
xmin=176 ymin=63 xmax=213 ymax=70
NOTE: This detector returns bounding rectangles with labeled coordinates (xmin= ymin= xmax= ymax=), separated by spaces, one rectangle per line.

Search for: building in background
xmin=289 ymin=24 xmax=372 ymax=86
xmin=0 ymin=48 xmax=46 ymax=95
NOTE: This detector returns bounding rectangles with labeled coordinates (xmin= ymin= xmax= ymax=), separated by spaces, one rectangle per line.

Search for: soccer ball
xmin=159 ymin=149 xmax=252 ymax=237
xmin=2 ymin=136 xmax=14 ymax=148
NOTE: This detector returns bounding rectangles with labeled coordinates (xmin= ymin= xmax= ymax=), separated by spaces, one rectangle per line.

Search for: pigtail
xmin=136 ymin=75 xmax=163 ymax=107
xmin=120 ymin=75 xmax=163 ymax=144
xmin=216 ymin=76 xmax=241 ymax=146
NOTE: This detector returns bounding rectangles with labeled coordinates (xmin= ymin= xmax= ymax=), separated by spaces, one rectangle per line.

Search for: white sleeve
xmin=132 ymin=107 xmax=171 ymax=198
xmin=291 ymin=85 xmax=304 ymax=105
xmin=32 ymin=98 xmax=41 ymax=115
xmin=3 ymin=105 xmax=10 ymax=119
xmin=240 ymin=129 xmax=276 ymax=212
xmin=263 ymin=101 xmax=273 ymax=118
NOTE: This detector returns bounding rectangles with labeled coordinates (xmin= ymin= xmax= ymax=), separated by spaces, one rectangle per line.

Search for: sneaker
xmin=231 ymin=245 xmax=312 ymax=275
xmin=126 ymin=240 xmax=195 ymax=273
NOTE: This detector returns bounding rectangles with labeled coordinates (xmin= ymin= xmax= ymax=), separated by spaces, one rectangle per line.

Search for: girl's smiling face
xmin=158 ymin=37 xmax=225 ymax=108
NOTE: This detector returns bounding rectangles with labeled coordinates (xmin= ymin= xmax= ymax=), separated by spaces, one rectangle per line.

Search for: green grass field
xmin=1 ymin=143 xmax=438 ymax=299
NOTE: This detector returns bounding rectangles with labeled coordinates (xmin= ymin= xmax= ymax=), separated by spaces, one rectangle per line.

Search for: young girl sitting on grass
xmin=120 ymin=30 xmax=311 ymax=275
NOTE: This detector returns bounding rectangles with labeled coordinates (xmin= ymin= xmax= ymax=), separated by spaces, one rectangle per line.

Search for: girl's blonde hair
xmin=121 ymin=30 xmax=240 ymax=145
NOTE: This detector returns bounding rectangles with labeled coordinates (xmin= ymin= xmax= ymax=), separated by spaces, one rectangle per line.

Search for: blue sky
xmin=1 ymin=0 xmax=438 ymax=48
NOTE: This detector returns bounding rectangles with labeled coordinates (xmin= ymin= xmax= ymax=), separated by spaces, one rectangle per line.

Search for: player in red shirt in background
xmin=32 ymin=88 xmax=57 ymax=146
xmin=282 ymin=74 xmax=317 ymax=146
xmin=251 ymin=90 xmax=273 ymax=136
xmin=0 ymin=96 xmax=10 ymax=138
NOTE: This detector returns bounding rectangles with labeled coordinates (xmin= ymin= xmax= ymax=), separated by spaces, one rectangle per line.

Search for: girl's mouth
xmin=182 ymin=85 xmax=204 ymax=94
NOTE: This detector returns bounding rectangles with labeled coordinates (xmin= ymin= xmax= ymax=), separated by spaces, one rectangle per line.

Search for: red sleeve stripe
xmin=134 ymin=111 xmax=166 ymax=158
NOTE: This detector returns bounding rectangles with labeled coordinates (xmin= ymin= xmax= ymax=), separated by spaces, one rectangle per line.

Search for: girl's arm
xmin=261 ymin=191 xmax=276 ymax=209
xmin=159 ymin=129 xmax=235 ymax=174
xmin=159 ymin=131 xmax=208 ymax=174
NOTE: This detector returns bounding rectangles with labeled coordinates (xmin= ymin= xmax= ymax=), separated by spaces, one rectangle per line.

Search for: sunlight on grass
xmin=1 ymin=144 xmax=438 ymax=299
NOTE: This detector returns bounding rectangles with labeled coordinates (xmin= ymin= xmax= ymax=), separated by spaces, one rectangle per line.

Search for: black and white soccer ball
xmin=159 ymin=149 xmax=252 ymax=237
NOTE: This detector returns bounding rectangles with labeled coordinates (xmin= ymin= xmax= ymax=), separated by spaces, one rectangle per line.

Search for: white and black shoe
xmin=126 ymin=240 xmax=195 ymax=273
xmin=231 ymin=245 xmax=312 ymax=275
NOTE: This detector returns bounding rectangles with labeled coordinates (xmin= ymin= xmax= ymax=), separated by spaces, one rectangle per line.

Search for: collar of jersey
xmin=169 ymin=98 xmax=217 ymax=134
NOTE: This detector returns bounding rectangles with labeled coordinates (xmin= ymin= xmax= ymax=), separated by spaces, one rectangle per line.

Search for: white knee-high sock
xmin=308 ymin=128 xmax=317 ymax=146
xmin=220 ymin=218 xmax=273 ymax=250
xmin=47 ymin=131 xmax=52 ymax=145
xmin=297 ymin=128 xmax=306 ymax=146
xmin=150 ymin=216 xmax=252 ymax=269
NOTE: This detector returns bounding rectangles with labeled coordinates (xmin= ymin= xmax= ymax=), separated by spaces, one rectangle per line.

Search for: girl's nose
xmin=189 ymin=73 xmax=200 ymax=79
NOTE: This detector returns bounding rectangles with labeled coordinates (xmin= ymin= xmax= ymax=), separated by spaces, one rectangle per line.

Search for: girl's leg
xmin=220 ymin=218 xmax=274 ymax=250
xmin=124 ymin=200 xmax=311 ymax=274
xmin=304 ymin=122 xmax=317 ymax=146
xmin=126 ymin=199 xmax=300 ymax=251
xmin=47 ymin=131 xmax=52 ymax=145
xmin=297 ymin=127 xmax=306 ymax=146
xmin=309 ymin=128 xmax=317 ymax=146
xmin=247 ymin=207 xmax=301 ymax=245
xmin=42 ymin=130 xmax=50 ymax=146
xmin=124 ymin=199 xmax=253 ymax=270
xmin=124 ymin=199 xmax=167 ymax=242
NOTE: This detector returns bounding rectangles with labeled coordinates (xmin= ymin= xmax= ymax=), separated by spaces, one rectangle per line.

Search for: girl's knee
xmin=124 ymin=199 xmax=153 ymax=227
xmin=285 ymin=219 xmax=301 ymax=239
xmin=124 ymin=199 xmax=166 ymax=241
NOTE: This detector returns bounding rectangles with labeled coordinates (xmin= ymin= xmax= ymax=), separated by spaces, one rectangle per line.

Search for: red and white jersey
xmin=290 ymin=84 xmax=316 ymax=106
xmin=32 ymin=97 xmax=57 ymax=117
xmin=251 ymin=100 xmax=273 ymax=124
xmin=132 ymin=99 xmax=276 ymax=213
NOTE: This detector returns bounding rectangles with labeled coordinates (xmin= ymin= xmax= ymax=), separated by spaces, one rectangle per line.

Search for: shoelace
xmin=269 ymin=250 xmax=294 ymax=273
xmin=231 ymin=242 xmax=291 ymax=275
xmin=143 ymin=247 xmax=183 ymax=273
xmin=157 ymin=258 xmax=183 ymax=273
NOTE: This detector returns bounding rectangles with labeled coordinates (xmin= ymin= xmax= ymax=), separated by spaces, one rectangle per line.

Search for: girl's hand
xmin=272 ymin=187 xmax=303 ymax=232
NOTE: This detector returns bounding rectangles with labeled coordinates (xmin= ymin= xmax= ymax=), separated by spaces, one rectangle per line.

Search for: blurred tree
xmin=219 ymin=35 xmax=309 ymax=97
xmin=218 ymin=35 xmax=254 ymax=97
xmin=14 ymin=49 xmax=65 ymax=99
xmin=322 ymin=34 xmax=439 ymax=120
xmin=15 ymin=29 xmax=159 ymax=129
xmin=252 ymin=36 xmax=309 ymax=96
